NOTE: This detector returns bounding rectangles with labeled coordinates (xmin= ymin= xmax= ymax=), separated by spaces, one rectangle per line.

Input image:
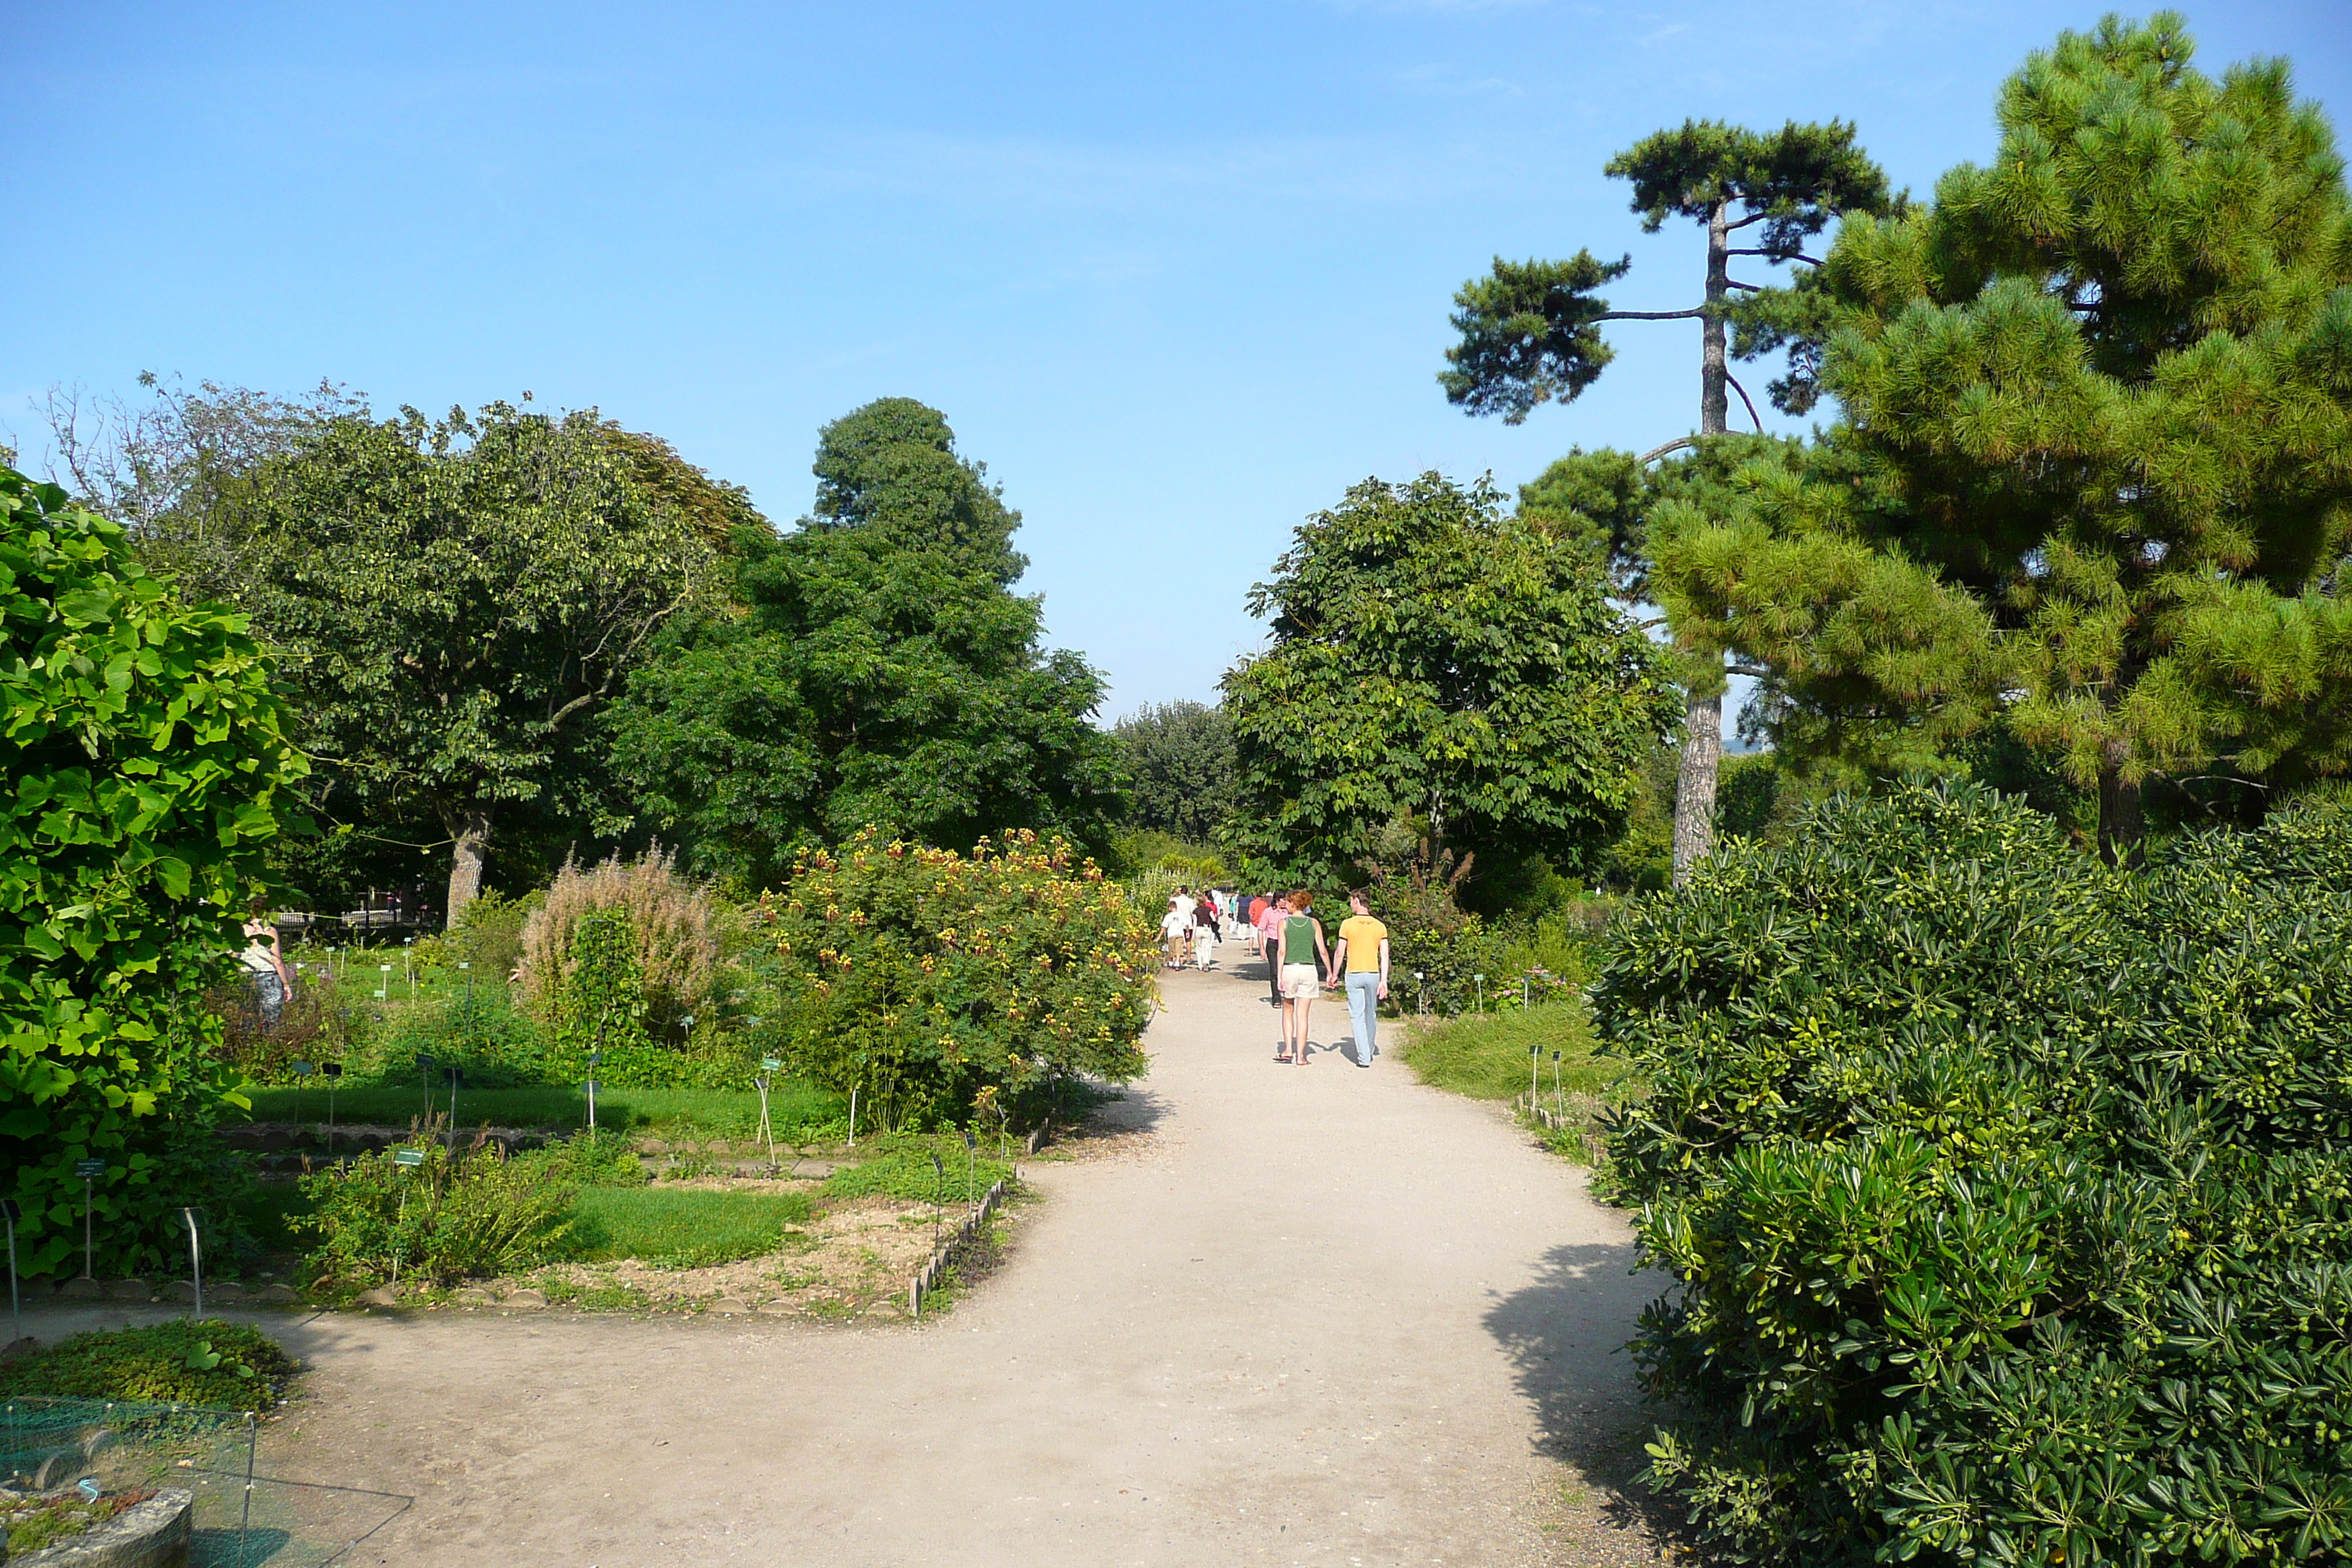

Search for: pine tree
xmin=1656 ymin=13 xmax=2352 ymax=865
xmin=1442 ymin=121 xmax=1888 ymax=883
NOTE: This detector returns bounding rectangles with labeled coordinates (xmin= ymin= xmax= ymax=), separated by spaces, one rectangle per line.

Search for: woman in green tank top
xmin=1273 ymin=889 xmax=1331 ymax=1065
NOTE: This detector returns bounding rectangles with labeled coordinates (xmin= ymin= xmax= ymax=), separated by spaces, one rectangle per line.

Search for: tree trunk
xmin=1668 ymin=200 xmax=1734 ymax=889
xmin=2097 ymin=761 xmax=2146 ymax=871
xmin=444 ymin=804 xmax=494 ymax=928
xmin=1671 ymin=692 xmax=1722 ymax=887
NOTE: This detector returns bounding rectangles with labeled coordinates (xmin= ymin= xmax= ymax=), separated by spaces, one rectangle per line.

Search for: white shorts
xmin=1281 ymin=963 xmax=1320 ymax=1000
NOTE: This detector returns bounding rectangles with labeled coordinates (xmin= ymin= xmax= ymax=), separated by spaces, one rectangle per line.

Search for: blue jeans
xmin=1345 ymin=972 xmax=1381 ymax=1060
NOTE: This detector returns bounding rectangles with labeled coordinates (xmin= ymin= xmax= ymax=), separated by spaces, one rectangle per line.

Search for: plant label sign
xmin=74 ymin=1158 xmax=106 ymax=1180
xmin=392 ymin=1150 xmax=425 ymax=1169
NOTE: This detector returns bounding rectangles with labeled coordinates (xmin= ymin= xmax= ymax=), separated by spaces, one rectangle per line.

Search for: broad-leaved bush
xmin=1 ymin=467 xmax=304 ymax=1275
xmin=1600 ymin=781 xmax=2352 ymax=1564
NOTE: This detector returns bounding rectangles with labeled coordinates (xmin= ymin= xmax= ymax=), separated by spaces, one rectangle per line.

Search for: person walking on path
xmin=1274 ymin=891 xmax=1331 ymax=1065
xmin=1191 ymin=893 xmax=1219 ymax=970
xmin=1328 ymin=890 xmax=1391 ymax=1069
xmin=1254 ymin=893 xmax=1287 ymax=1009
xmin=1161 ymin=896 xmax=1191 ymax=970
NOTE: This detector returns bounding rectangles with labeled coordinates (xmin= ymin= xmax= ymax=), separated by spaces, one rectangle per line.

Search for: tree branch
xmin=1725 ymin=373 xmax=1766 ymax=433
xmin=1725 ymin=279 xmax=1764 ymax=293
xmin=1596 ymin=309 xmax=1705 ymax=322
xmin=1638 ymin=437 xmax=1695 ymax=466
xmin=1728 ymin=662 xmax=1773 ymax=679
xmin=1728 ymin=249 xmax=1824 ymax=266
xmin=1725 ymin=211 xmax=1772 ymax=231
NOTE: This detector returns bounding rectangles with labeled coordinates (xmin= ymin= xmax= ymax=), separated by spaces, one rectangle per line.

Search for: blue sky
xmin=6 ymin=1 xmax=2346 ymax=721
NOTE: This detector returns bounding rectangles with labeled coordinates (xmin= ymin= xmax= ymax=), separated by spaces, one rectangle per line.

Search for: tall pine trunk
xmin=1669 ymin=200 xmax=1733 ymax=889
xmin=444 ymin=804 xmax=493 ymax=928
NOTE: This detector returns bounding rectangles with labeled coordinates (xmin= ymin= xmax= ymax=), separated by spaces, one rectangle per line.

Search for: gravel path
xmin=30 ymin=954 xmax=1669 ymax=1565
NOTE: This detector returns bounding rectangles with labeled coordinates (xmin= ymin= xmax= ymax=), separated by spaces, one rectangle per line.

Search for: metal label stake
xmin=183 ymin=1206 xmax=204 ymax=1319
xmin=75 ymin=1158 xmax=105 ymax=1281
xmin=3 ymin=1198 xmax=21 ymax=1346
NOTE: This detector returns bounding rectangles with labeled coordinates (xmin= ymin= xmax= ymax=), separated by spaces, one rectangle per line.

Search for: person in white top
xmin=1160 ymin=897 xmax=1191 ymax=968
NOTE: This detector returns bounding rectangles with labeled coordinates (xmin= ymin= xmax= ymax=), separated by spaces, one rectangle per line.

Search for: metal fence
xmin=1 ymin=1395 xmax=410 ymax=1567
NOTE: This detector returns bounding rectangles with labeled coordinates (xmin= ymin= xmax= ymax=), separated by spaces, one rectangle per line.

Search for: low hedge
xmin=1598 ymin=781 xmax=2352 ymax=1565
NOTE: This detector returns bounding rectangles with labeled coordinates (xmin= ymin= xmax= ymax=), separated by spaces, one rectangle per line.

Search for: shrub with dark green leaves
xmin=1598 ymin=781 xmax=2352 ymax=1566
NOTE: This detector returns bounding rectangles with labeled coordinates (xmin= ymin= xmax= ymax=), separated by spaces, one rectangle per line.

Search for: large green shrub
xmin=1 ymin=468 xmax=305 ymax=1276
xmin=764 ymin=828 xmax=1158 ymax=1130
xmin=1599 ymin=781 xmax=2352 ymax=1564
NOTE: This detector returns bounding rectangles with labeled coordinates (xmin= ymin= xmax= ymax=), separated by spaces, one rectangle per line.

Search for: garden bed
xmin=406 ymin=1184 xmax=1024 ymax=1321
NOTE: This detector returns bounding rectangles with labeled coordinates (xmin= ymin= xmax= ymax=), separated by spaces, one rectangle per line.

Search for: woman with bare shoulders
xmin=1273 ymin=889 xmax=1331 ymax=1065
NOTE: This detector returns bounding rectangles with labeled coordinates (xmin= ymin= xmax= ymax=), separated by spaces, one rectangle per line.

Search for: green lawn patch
xmin=233 ymin=1082 xmax=841 ymax=1139
xmin=564 ymin=1187 xmax=813 ymax=1270
xmin=1398 ymin=1003 xmax=1618 ymax=1101
xmin=821 ymin=1134 xmax=1016 ymax=1205
xmin=0 ymin=1321 xmax=298 ymax=1406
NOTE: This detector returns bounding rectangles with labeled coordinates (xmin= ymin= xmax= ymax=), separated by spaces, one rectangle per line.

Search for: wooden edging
xmin=907 ymin=1178 xmax=1008 ymax=1319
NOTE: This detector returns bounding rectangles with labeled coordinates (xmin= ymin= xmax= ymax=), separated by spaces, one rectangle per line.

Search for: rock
xmin=355 ymin=1286 xmax=400 ymax=1308
xmin=704 ymin=1139 xmax=734 ymax=1155
xmin=453 ymin=1287 xmax=494 ymax=1305
xmin=636 ymin=1138 xmax=668 ymax=1155
xmin=502 ymin=1288 xmax=549 ymax=1310
xmin=709 ymin=1297 xmax=751 ymax=1315
xmin=110 ymin=1276 xmax=151 ymax=1301
xmin=164 ymin=1281 xmax=198 ymax=1304
xmin=257 ymin=1284 xmax=299 ymax=1305
xmin=791 ymin=1159 xmax=838 ymax=1179
xmin=208 ymin=1282 xmax=249 ymax=1304
xmin=53 ymin=1277 xmax=103 ymax=1300
xmin=755 ymin=1301 xmax=794 ymax=1316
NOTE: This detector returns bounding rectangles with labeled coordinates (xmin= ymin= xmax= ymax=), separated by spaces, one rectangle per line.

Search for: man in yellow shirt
xmin=1327 ymin=890 xmax=1390 ymax=1069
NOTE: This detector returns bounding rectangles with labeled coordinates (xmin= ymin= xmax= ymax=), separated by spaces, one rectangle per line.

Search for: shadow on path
xmin=1483 ymin=1237 xmax=1693 ymax=1553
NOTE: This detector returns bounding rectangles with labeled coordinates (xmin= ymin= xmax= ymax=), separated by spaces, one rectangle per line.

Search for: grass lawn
xmin=565 ymin=1187 xmax=814 ymax=1268
xmin=233 ymin=1082 xmax=842 ymax=1138
xmin=1397 ymin=1003 xmax=1620 ymax=1102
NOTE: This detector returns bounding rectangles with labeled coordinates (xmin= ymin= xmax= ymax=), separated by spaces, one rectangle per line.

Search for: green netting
xmin=1 ymin=1397 xmax=410 ymax=1567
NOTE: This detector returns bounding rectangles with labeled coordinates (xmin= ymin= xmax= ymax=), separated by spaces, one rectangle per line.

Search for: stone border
xmin=907 ymin=1180 xmax=1008 ymax=1319
xmin=11 ymin=1487 xmax=192 ymax=1568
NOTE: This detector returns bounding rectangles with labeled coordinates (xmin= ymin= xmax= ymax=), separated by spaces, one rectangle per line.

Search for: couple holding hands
xmin=1262 ymin=889 xmax=1390 ymax=1067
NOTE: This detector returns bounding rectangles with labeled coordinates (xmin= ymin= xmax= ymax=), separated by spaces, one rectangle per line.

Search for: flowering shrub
xmin=763 ymin=828 xmax=1158 ymax=1130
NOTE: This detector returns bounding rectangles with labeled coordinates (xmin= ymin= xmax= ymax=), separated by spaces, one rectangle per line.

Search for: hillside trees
xmin=200 ymin=404 xmax=722 ymax=920
xmin=609 ymin=399 xmax=1125 ymax=887
xmin=1221 ymin=472 xmax=1675 ymax=893
xmin=1656 ymin=14 xmax=2352 ymax=864
xmin=1 ymin=467 xmax=305 ymax=1275
xmin=1442 ymin=121 xmax=1889 ymax=884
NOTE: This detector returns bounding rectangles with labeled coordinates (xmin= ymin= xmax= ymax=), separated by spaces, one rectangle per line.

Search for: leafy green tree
xmin=610 ymin=399 xmax=1125 ymax=886
xmin=1221 ymin=472 xmax=1676 ymax=892
xmin=205 ymin=403 xmax=719 ymax=921
xmin=1443 ymin=121 xmax=1888 ymax=883
xmin=1 ymin=468 xmax=306 ymax=1275
xmin=1111 ymin=701 xmax=1235 ymax=843
xmin=1656 ymin=15 xmax=2352 ymax=864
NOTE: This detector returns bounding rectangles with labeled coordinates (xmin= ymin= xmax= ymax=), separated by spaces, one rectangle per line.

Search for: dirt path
xmin=29 ymin=956 xmax=1666 ymax=1565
